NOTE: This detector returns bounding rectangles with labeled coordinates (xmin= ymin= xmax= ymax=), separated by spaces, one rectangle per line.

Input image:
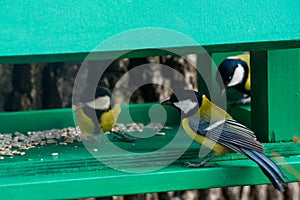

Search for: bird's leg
xmin=111 ymin=131 xmax=136 ymax=143
xmin=184 ymin=154 xmax=218 ymax=168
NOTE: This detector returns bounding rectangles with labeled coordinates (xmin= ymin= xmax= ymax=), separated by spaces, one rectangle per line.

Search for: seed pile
xmin=0 ymin=123 xmax=170 ymax=159
xmin=112 ymin=123 xmax=168 ymax=133
xmin=0 ymin=127 xmax=81 ymax=158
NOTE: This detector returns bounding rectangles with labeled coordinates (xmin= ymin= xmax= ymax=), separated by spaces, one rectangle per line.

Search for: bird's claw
xmin=184 ymin=162 xmax=218 ymax=168
xmin=112 ymin=131 xmax=136 ymax=143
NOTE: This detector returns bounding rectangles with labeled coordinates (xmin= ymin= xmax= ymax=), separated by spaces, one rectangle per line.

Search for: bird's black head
xmin=217 ymin=58 xmax=248 ymax=93
xmin=93 ymin=86 xmax=114 ymax=118
xmin=73 ymin=86 xmax=114 ymax=135
xmin=95 ymin=86 xmax=112 ymax=99
xmin=161 ymin=90 xmax=203 ymax=117
xmin=95 ymin=86 xmax=114 ymax=108
xmin=77 ymin=86 xmax=114 ymax=119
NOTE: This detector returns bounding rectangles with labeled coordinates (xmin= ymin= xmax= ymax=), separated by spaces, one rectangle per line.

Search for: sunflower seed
xmin=46 ymin=139 xmax=56 ymax=144
xmin=156 ymin=132 xmax=166 ymax=136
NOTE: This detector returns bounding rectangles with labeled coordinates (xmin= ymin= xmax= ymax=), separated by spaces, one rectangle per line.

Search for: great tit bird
xmin=217 ymin=52 xmax=251 ymax=105
xmin=162 ymin=90 xmax=287 ymax=192
xmin=73 ymin=86 xmax=135 ymax=142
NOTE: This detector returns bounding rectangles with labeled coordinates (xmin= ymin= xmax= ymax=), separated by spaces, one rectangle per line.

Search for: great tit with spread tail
xmin=217 ymin=52 xmax=251 ymax=105
xmin=162 ymin=90 xmax=287 ymax=192
xmin=73 ymin=86 xmax=135 ymax=142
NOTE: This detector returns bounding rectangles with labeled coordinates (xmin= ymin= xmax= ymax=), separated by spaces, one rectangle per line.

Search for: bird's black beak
xmin=161 ymin=99 xmax=173 ymax=105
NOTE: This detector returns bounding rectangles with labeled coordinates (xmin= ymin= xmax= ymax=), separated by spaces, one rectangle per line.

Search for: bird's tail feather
xmin=241 ymin=147 xmax=287 ymax=192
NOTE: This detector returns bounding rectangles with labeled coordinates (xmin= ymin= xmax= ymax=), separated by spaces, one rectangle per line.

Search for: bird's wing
xmin=188 ymin=118 xmax=264 ymax=153
xmin=223 ymin=119 xmax=257 ymax=139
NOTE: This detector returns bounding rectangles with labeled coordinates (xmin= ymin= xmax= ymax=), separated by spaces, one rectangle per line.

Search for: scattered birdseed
xmin=46 ymin=139 xmax=56 ymax=144
xmin=64 ymin=138 xmax=74 ymax=144
xmin=91 ymin=148 xmax=98 ymax=152
xmin=20 ymin=146 xmax=28 ymax=150
xmin=293 ymin=136 xmax=300 ymax=144
xmin=112 ymin=123 xmax=168 ymax=133
xmin=12 ymin=142 xmax=22 ymax=148
xmin=155 ymin=132 xmax=166 ymax=136
xmin=0 ymin=126 xmax=82 ymax=158
xmin=0 ymin=123 xmax=169 ymax=159
xmin=162 ymin=126 xmax=172 ymax=130
xmin=12 ymin=150 xmax=25 ymax=155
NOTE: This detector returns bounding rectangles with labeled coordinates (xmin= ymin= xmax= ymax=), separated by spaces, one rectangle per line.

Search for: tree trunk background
xmin=0 ymin=56 xmax=298 ymax=200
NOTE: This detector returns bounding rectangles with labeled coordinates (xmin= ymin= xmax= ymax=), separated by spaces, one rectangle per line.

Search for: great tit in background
xmin=217 ymin=52 xmax=251 ymax=105
xmin=73 ymin=86 xmax=135 ymax=142
xmin=162 ymin=90 xmax=287 ymax=192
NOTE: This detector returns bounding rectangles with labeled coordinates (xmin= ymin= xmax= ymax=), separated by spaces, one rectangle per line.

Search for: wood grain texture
xmin=0 ymin=106 xmax=299 ymax=199
xmin=251 ymin=49 xmax=300 ymax=142
xmin=268 ymin=49 xmax=300 ymax=141
xmin=0 ymin=1 xmax=299 ymax=63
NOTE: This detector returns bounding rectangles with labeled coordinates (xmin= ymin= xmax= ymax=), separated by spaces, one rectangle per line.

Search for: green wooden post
xmin=251 ymin=51 xmax=269 ymax=142
xmin=251 ymin=49 xmax=300 ymax=142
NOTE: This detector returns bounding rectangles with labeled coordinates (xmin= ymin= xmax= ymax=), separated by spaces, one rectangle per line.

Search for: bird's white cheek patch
xmin=174 ymin=99 xmax=198 ymax=114
xmin=227 ymin=64 xmax=245 ymax=87
xmin=86 ymin=96 xmax=111 ymax=110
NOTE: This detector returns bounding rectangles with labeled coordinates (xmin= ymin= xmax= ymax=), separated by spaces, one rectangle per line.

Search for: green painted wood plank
xmin=0 ymin=105 xmax=299 ymax=199
xmin=0 ymin=133 xmax=299 ymax=199
xmin=0 ymin=104 xmax=180 ymax=133
xmin=0 ymin=156 xmax=299 ymax=200
xmin=0 ymin=1 xmax=299 ymax=63
xmin=268 ymin=49 xmax=300 ymax=141
xmin=251 ymin=49 xmax=300 ymax=142
xmin=1 ymin=42 xmax=300 ymax=64
xmin=0 ymin=108 xmax=75 ymax=133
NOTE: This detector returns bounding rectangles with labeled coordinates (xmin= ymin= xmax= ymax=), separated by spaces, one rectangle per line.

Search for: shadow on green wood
xmin=0 ymin=104 xmax=299 ymax=199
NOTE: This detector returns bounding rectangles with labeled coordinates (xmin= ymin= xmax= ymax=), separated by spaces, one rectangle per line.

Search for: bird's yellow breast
xmin=100 ymin=104 xmax=121 ymax=132
xmin=243 ymin=54 xmax=251 ymax=91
